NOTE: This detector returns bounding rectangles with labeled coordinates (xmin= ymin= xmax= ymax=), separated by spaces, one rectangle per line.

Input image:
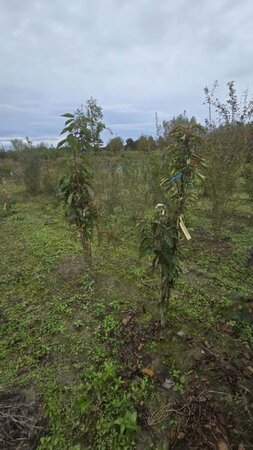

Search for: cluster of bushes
xmin=1 ymin=82 xmax=252 ymax=227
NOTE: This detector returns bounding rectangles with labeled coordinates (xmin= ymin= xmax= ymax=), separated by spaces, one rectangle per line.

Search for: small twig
xmin=147 ymin=393 xmax=205 ymax=427
xmin=201 ymin=344 xmax=219 ymax=358
xmin=0 ymin=411 xmax=43 ymax=430
xmin=207 ymin=390 xmax=231 ymax=396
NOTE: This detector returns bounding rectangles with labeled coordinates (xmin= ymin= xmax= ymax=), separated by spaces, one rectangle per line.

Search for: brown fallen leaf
xmin=170 ymin=430 xmax=177 ymax=440
xmin=187 ymin=395 xmax=195 ymax=403
xmin=217 ymin=440 xmax=229 ymax=450
xmin=137 ymin=343 xmax=144 ymax=352
xmin=177 ymin=431 xmax=185 ymax=440
xmin=122 ymin=315 xmax=132 ymax=326
xmin=142 ymin=367 xmax=154 ymax=377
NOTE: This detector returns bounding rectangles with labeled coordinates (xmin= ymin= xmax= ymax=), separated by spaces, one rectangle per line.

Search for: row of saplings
xmin=58 ymin=113 xmax=206 ymax=327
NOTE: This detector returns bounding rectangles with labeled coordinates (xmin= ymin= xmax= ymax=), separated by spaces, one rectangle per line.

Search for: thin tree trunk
xmin=81 ymin=232 xmax=92 ymax=267
xmin=160 ymin=269 xmax=171 ymax=328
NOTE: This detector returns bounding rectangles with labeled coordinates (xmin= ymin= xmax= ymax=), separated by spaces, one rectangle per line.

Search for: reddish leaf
xmin=142 ymin=367 xmax=154 ymax=377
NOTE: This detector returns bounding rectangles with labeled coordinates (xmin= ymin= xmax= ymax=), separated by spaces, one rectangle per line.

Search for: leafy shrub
xmin=58 ymin=113 xmax=98 ymax=262
xmin=59 ymin=161 xmax=97 ymax=258
xmin=223 ymin=292 xmax=253 ymax=342
xmin=0 ymin=148 xmax=6 ymax=159
xmin=23 ymin=151 xmax=41 ymax=195
xmin=0 ymin=179 xmax=13 ymax=218
xmin=0 ymin=163 xmax=12 ymax=178
xmin=41 ymin=162 xmax=59 ymax=196
xmin=106 ymin=159 xmax=123 ymax=213
xmin=121 ymin=155 xmax=150 ymax=220
xmin=204 ymin=125 xmax=245 ymax=235
xmin=73 ymin=361 xmax=144 ymax=449
xmin=146 ymin=150 xmax=169 ymax=205
xmin=204 ymin=81 xmax=253 ymax=236
xmin=139 ymin=123 xmax=205 ymax=327
xmin=106 ymin=137 xmax=124 ymax=153
xmin=244 ymin=164 xmax=253 ymax=200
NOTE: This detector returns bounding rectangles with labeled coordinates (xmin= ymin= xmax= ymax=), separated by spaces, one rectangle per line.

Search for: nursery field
xmin=0 ymin=151 xmax=253 ymax=449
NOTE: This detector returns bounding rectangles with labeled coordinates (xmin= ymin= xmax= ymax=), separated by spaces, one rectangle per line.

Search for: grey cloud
xmin=0 ymin=0 xmax=252 ymax=143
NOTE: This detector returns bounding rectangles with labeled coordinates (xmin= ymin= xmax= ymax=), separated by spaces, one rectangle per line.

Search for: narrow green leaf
xmin=195 ymin=171 xmax=206 ymax=181
xmin=68 ymin=192 xmax=74 ymax=205
xmin=60 ymin=126 xmax=72 ymax=135
xmin=62 ymin=113 xmax=74 ymax=118
xmin=57 ymin=138 xmax=67 ymax=148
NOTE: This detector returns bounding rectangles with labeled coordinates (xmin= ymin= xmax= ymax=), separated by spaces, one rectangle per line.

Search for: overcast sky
xmin=0 ymin=0 xmax=253 ymax=146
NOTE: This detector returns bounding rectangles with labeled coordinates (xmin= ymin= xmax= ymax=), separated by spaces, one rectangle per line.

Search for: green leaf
xmin=67 ymin=192 xmax=74 ymax=205
xmin=57 ymin=138 xmax=67 ymax=148
xmin=60 ymin=126 xmax=72 ymax=135
xmin=84 ymin=184 xmax=94 ymax=197
xmin=64 ymin=118 xmax=74 ymax=125
xmin=195 ymin=171 xmax=206 ymax=181
xmin=66 ymin=134 xmax=79 ymax=147
xmin=62 ymin=113 xmax=74 ymax=118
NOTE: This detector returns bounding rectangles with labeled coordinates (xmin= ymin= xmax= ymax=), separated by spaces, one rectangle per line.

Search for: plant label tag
xmin=179 ymin=215 xmax=191 ymax=240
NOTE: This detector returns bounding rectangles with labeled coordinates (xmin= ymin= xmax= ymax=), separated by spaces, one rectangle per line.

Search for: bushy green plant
xmin=58 ymin=114 xmax=98 ymax=263
xmin=0 ymin=179 xmax=12 ymax=217
xmin=41 ymin=161 xmax=60 ymax=196
xmin=204 ymin=81 xmax=253 ymax=236
xmin=121 ymin=155 xmax=150 ymax=220
xmin=23 ymin=151 xmax=41 ymax=195
xmin=244 ymin=163 xmax=253 ymax=200
xmin=0 ymin=163 xmax=12 ymax=178
xmin=204 ymin=125 xmax=246 ymax=235
xmin=73 ymin=361 xmax=142 ymax=449
xmin=71 ymin=97 xmax=106 ymax=152
xmin=222 ymin=292 xmax=253 ymax=342
xmin=0 ymin=146 xmax=6 ymax=159
xmin=171 ymin=368 xmax=186 ymax=394
xmin=223 ymin=292 xmax=253 ymax=324
xmin=139 ymin=123 xmax=205 ymax=327
xmin=106 ymin=137 xmax=124 ymax=153
xmin=146 ymin=150 xmax=169 ymax=205
xmin=106 ymin=158 xmax=123 ymax=213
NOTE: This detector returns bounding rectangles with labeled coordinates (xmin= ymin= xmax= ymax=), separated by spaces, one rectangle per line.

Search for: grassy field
xmin=0 ymin=165 xmax=253 ymax=449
